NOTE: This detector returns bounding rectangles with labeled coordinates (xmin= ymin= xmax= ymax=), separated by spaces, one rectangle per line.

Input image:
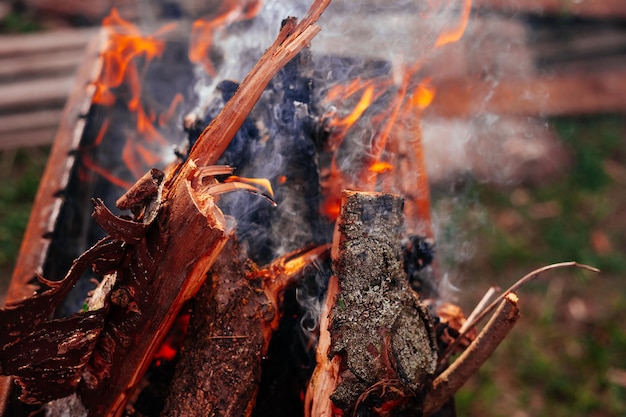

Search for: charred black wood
xmin=186 ymin=50 xmax=327 ymax=265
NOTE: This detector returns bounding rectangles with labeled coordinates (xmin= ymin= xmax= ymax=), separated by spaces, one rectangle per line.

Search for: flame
xmin=435 ymin=0 xmax=473 ymax=47
xmin=330 ymin=85 xmax=375 ymax=129
xmin=190 ymin=0 xmax=264 ymax=75
xmin=411 ymin=79 xmax=435 ymax=110
xmin=93 ymin=9 xmax=169 ymax=107
xmin=318 ymin=63 xmax=437 ymax=236
xmin=369 ymin=161 xmax=393 ymax=174
xmin=224 ymin=175 xmax=274 ymax=197
xmin=84 ymin=9 xmax=186 ymax=188
xmin=153 ymin=311 xmax=191 ymax=364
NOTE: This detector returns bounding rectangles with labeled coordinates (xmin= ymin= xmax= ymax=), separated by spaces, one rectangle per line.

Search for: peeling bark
xmin=307 ymin=190 xmax=438 ymax=417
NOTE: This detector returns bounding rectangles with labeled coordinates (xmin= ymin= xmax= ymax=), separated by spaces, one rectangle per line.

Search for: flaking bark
xmin=308 ymin=190 xmax=438 ymax=416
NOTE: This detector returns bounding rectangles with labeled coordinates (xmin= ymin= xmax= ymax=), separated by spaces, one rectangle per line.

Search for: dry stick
xmin=423 ymin=293 xmax=521 ymax=417
xmin=459 ymin=286 xmax=499 ymax=334
xmin=438 ymin=261 xmax=600 ymax=369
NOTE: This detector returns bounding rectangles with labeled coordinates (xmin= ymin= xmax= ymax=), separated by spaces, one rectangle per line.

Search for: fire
xmin=93 ymin=9 xmax=169 ymax=107
xmin=84 ymin=9 xmax=186 ymax=187
xmin=330 ymin=85 xmax=375 ymax=129
xmin=412 ymin=79 xmax=435 ymax=110
xmin=319 ymin=66 xmax=433 ymax=230
xmin=435 ymin=0 xmax=473 ymax=47
xmin=318 ymin=0 xmax=473 ymax=233
xmin=189 ymin=0 xmax=264 ymax=75
xmin=224 ymin=175 xmax=275 ymax=198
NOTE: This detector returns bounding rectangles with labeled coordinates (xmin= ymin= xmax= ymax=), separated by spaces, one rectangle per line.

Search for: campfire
xmin=0 ymin=1 xmax=599 ymax=416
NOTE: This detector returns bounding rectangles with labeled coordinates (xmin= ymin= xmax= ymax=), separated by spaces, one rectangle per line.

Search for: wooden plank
xmin=0 ymin=110 xmax=62 ymax=150
xmin=474 ymin=0 xmax=626 ymax=18
xmin=0 ymin=28 xmax=94 ymax=58
xmin=0 ymin=51 xmax=84 ymax=80
xmin=0 ymin=76 xmax=75 ymax=113
xmin=427 ymin=68 xmax=626 ymax=118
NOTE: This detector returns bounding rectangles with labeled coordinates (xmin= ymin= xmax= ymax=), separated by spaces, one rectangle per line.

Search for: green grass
xmin=0 ymin=147 xmax=49 ymax=289
xmin=450 ymin=115 xmax=626 ymax=417
xmin=0 ymin=10 xmax=41 ymax=34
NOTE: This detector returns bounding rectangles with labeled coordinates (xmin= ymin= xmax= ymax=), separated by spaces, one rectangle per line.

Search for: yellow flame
xmin=333 ymin=85 xmax=375 ymax=129
xmin=225 ymin=175 xmax=274 ymax=197
xmin=369 ymin=161 xmax=394 ymax=174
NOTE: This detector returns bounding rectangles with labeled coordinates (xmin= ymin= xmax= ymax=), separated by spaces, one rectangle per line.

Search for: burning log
xmin=0 ymin=0 xmax=333 ymax=414
xmin=306 ymin=190 xmax=438 ymax=417
xmin=162 ymin=241 xmax=329 ymax=416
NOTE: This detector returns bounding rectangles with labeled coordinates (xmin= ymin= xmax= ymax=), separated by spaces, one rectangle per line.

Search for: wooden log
xmin=162 ymin=241 xmax=329 ymax=417
xmin=75 ymin=2 xmax=333 ymax=412
xmin=73 ymin=174 xmax=230 ymax=417
xmin=1 ymin=1 xmax=333 ymax=415
xmin=306 ymin=190 xmax=438 ymax=417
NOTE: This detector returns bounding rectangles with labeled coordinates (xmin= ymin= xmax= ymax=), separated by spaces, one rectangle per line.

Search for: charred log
xmin=161 ymin=238 xmax=267 ymax=417
xmin=162 ymin=239 xmax=330 ymax=416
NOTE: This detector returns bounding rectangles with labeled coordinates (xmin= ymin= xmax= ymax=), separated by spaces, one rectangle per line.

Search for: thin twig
xmin=438 ymin=261 xmax=599 ymax=368
xmin=460 ymin=286 xmax=499 ymax=334
xmin=423 ymin=293 xmax=520 ymax=416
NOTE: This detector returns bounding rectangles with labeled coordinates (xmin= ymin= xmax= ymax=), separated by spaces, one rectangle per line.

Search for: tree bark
xmin=306 ymin=190 xmax=438 ymax=417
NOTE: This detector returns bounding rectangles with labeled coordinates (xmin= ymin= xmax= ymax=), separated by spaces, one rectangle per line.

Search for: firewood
xmin=306 ymin=190 xmax=438 ymax=417
xmin=162 ymin=241 xmax=329 ymax=417
xmin=422 ymin=293 xmax=520 ymax=416
xmin=0 ymin=0 xmax=333 ymax=415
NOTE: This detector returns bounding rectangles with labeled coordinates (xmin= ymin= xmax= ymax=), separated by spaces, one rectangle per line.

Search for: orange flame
xmin=369 ymin=161 xmax=393 ymax=174
xmin=411 ymin=79 xmax=435 ymax=110
xmin=331 ymin=85 xmax=375 ymax=129
xmin=224 ymin=175 xmax=275 ymax=198
xmin=93 ymin=9 xmax=169 ymax=107
xmin=190 ymin=0 xmax=264 ymax=75
xmin=435 ymin=0 xmax=473 ymax=47
xmin=85 ymin=9 xmax=186 ymax=187
xmin=318 ymin=61 xmax=437 ymax=236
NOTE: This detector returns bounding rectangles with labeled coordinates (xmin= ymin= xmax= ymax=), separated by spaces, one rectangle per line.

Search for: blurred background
xmin=0 ymin=0 xmax=624 ymax=416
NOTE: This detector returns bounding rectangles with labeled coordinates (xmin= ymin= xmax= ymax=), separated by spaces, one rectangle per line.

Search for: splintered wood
xmin=0 ymin=0 xmax=333 ymax=415
xmin=307 ymin=190 xmax=438 ymax=416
